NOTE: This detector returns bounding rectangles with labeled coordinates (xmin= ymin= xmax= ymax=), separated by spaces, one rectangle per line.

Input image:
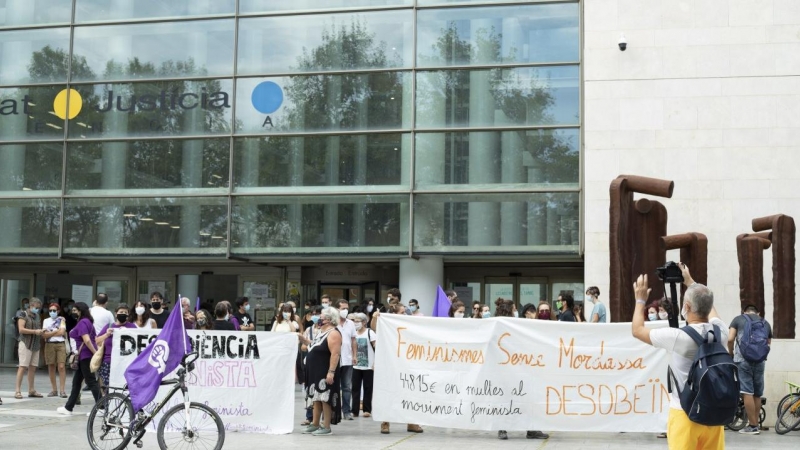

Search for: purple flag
xmin=124 ymin=300 xmax=192 ymax=412
xmin=195 ymin=296 xmax=201 ymax=312
xmin=432 ymin=285 xmax=450 ymax=317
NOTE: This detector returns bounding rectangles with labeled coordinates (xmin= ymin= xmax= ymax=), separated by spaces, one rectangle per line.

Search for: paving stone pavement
xmin=0 ymin=368 xmax=798 ymax=449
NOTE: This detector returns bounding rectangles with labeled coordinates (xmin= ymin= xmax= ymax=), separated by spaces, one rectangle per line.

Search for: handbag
xmin=68 ymin=341 xmax=84 ymax=371
xmin=90 ymin=340 xmax=105 ymax=373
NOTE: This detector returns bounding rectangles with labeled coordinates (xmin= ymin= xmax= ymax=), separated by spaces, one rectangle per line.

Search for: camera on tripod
xmin=656 ymin=261 xmax=684 ymax=284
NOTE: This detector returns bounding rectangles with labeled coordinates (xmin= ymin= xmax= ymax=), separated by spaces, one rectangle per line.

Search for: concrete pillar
xmin=399 ymin=256 xmax=444 ymax=315
xmin=178 ymin=275 xmax=199 ymax=304
xmin=323 ymin=74 xmax=342 ymax=247
xmin=413 ymin=74 xmax=446 ymax=247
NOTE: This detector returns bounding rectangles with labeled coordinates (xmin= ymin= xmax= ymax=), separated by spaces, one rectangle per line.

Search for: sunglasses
xmin=49 ymin=309 xmax=58 ymax=312
xmin=539 ymin=309 xmax=550 ymax=313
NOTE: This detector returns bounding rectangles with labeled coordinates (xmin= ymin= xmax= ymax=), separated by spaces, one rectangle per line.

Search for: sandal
xmin=28 ymin=391 xmax=43 ymax=398
xmin=301 ymin=420 xmax=311 ymax=426
xmin=60 ymin=391 xmax=67 ymax=398
xmin=47 ymin=391 xmax=58 ymax=397
xmin=14 ymin=392 xmax=22 ymax=399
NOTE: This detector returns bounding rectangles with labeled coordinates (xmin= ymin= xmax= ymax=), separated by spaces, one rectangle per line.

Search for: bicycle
xmin=775 ymin=381 xmax=800 ymax=435
xmin=86 ymin=352 xmax=225 ymax=450
xmin=727 ymin=396 xmax=766 ymax=431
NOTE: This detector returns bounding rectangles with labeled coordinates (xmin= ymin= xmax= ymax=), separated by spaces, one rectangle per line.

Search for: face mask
xmin=555 ymin=301 xmax=563 ymax=310
xmin=197 ymin=317 xmax=207 ymax=326
xmin=151 ymin=302 xmax=162 ymax=310
xmin=354 ymin=323 xmax=363 ymax=331
xmin=49 ymin=311 xmax=58 ymax=319
xmin=387 ymin=296 xmax=392 ymax=303
xmin=293 ymin=307 xmax=297 ymax=313
xmin=72 ymin=312 xmax=80 ymax=319
xmin=658 ymin=311 xmax=669 ymax=320
xmin=244 ymin=304 xmax=251 ymax=312
xmin=538 ymin=311 xmax=550 ymax=320
xmin=223 ymin=314 xmax=229 ymax=321
xmin=681 ymin=305 xmax=689 ymax=319
xmin=23 ymin=303 xmax=29 ymax=310
xmin=513 ymin=311 xmax=518 ymax=318
xmin=135 ymin=306 xmax=145 ymax=315
xmin=339 ymin=309 xmax=348 ymax=319
xmin=454 ymin=312 xmax=464 ymax=319
xmin=282 ymin=312 xmax=291 ymax=320
xmin=648 ymin=313 xmax=657 ymax=321
xmin=409 ymin=305 xmax=417 ymax=312
xmin=322 ymin=303 xmax=330 ymax=308
xmin=31 ymin=307 xmax=39 ymax=314
xmin=117 ymin=314 xmax=128 ymax=323
xmin=311 ymin=315 xmax=320 ymax=324
xmin=367 ymin=305 xmax=374 ymax=312
xmin=482 ymin=312 xmax=491 ymax=318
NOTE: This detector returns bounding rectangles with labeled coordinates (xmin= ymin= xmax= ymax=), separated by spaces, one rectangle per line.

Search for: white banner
xmin=110 ymin=329 xmax=297 ymax=434
xmin=373 ymin=315 xmax=670 ymax=432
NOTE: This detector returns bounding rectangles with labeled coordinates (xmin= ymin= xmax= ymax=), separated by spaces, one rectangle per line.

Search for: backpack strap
xmin=667 ymin=366 xmax=683 ymax=395
xmin=680 ymin=325 xmax=705 ymax=346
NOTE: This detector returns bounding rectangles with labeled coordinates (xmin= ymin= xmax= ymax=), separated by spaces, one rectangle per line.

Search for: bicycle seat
xmin=760 ymin=397 xmax=767 ymax=405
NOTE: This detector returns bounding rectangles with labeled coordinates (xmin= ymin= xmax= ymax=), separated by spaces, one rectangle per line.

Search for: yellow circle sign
xmin=52 ymin=88 xmax=83 ymax=120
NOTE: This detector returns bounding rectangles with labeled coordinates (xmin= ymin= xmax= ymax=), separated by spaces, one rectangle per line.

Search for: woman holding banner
xmin=302 ymin=306 xmax=342 ymax=436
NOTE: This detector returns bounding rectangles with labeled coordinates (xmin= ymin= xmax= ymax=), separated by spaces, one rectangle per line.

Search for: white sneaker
xmin=56 ymin=407 xmax=72 ymax=415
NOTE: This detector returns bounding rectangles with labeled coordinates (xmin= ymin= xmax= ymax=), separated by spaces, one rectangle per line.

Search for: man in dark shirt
xmin=149 ymin=292 xmax=168 ymax=329
xmin=233 ymin=297 xmax=254 ymax=331
xmin=557 ymin=294 xmax=576 ymax=322
xmin=213 ymin=302 xmax=236 ymax=331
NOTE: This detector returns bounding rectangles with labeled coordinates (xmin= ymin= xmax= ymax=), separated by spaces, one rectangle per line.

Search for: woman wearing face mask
xmin=57 ymin=302 xmax=101 ymax=415
xmin=448 ymin=300 xmax=466 ymax=318
xmin=285 ymin=301 xmax=304 ymax=334
xmin=408 ymin=299 xmax=424 ymax=316
xmin=658 ymin=298 xmax=672 ymax=321
xmin=95 ymin=305 xmax=136 ymax=395
xmin=362 ymin=298 xmax=376 ymax=324
xmin=272 ymin=304 xmax=300 ymax=332
xmin=42 ymin=303 xmax=67 ymax=398
xmin=195 ymin=309 xmax=213 ymax=330
xmin=351 ymin=313 xmax=376 ymax=418
xmin=301 ymin=306 xmax=343 ymax=436
xmin=299 ymin=305 xmax=323 ymax=426
xmin=480 ymin=304 xmax=491 ymax=319
xmin=130 ymin=301 xmax=156 ymax=329
xmin=471 ymin=301 xmax=482 ymax=318
xmin=536 ymin=302 xmax=554 ymax=320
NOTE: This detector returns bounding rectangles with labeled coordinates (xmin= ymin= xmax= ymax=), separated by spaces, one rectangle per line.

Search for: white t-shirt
xmin=649 ymin=317 xmax=728 ymax=410
xmin=43 ymin=317 xmax=66 ymax=342
xmin=354 ymin=328 xmax=376 ymax=370
xmin=338 ymin=319 xmax=357 ymax=367
xmin=271 ymin=320 xmax=298 ymax=333
xmin=90 ymin=306 xmax=115 ymax=334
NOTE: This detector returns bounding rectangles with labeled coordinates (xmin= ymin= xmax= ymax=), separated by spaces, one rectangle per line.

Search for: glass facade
xmin=0 ymin=0 xmax=580 ymax=258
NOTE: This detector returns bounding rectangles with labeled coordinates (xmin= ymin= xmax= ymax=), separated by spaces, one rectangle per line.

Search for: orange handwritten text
xmin=558 ymin=338 xmax=646 ymax=371
xmin=497 ymin=332 xmax=546 ymax=367
xmin=396 ymin=327 xmax=485 ymax=365
xmin=546 ymin=381 xmax=668 ymax=417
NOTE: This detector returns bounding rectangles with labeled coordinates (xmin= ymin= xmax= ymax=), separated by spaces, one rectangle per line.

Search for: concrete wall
xmin=584 ymin=0 xmax=800 ymax=327
xmin=583 ymin=0 xmax=800 ymax=424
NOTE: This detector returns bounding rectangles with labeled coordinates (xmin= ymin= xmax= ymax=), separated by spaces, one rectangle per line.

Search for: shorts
xmin=18 ymin=341 xmax=40 ymax=367
xmin=667 ymin=408 xmax=724 ymax=450
xmin=737 ymin=360 xmax=766 ymax=397
xmin=99 ymin=361 xmax=111 ymax=387
xmin=45 ymin=342 xmax=67 ymax=365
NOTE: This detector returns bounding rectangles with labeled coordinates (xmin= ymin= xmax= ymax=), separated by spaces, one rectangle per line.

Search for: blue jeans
xmin=737 ymin=360 xmax=765 ymax=396
xmin=340 ymin=365 xmax=353 ymax=416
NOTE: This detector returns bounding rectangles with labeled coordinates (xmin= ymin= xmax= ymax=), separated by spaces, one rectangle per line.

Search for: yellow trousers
xmin=667 ymin=408 xmax=725 ymax=450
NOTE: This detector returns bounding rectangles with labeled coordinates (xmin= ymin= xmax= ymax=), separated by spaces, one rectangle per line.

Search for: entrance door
xmin=319 ymin=282 xmax=378 ymax=309
xmin=96 ymin=278 xmax=130 ymax=310
xmin=1 ymin=276 xmax=33 ymax=365
xmin=484 ymin=277 xmax=549 ymax=314
xmin=484 ymin=277 xmax=515 ymax=314
xmin=241 ymin=277 xmax=280 ymax=331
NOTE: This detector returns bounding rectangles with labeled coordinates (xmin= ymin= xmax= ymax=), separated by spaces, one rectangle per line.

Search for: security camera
xmin=618 ymin=34 xmax=627 ymax=51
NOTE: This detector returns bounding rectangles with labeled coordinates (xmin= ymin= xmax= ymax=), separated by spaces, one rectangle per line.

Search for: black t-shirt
xmin=559 ymin=309 xmax=576 ymax=322
xmin=151 ymin=310 xmax=169 ymax=328
xmin=233 ymin=311 xmax=253 ymax=329
xmin=213 ymin=319 xmax=236 ymax=331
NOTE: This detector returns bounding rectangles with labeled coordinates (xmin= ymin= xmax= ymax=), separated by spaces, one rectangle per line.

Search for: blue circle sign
xmin=251 ymin=81 xmax=284 ymax=114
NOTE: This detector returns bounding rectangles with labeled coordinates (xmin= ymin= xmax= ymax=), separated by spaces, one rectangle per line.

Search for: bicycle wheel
xmin=156 ymin=402 xmax=225 ymax=450
xmin=759 ymin=406 xmax=766 ymax=426
xmin=777 ymin=394 xmax=800 ymax=432
xmin=776 ymin=396 xmax=800 ymax=435
xmin=87 ymin=393 xmax=134 ymax=450
xmin=727 ymin=404 xmax=747 ymax=431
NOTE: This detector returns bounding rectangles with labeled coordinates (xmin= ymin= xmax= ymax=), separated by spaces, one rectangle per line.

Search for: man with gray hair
xmin=15 ymin=297 xmax=44 ymax=399
xmin=631 ymin=263 xmax=728 ymax=450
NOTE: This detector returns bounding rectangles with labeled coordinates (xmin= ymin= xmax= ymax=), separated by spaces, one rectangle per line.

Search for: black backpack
xmin=668 ymin=325 xmax=740 ymax=426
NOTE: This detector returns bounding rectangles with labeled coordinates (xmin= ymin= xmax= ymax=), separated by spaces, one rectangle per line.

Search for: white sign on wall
xmin=372 ymin=315 xmax=670 ymax=432
xmin=71 ymin=285 xmax=93 ymax=303
xmin=110 ymin=329 xmax=297 ymax=434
